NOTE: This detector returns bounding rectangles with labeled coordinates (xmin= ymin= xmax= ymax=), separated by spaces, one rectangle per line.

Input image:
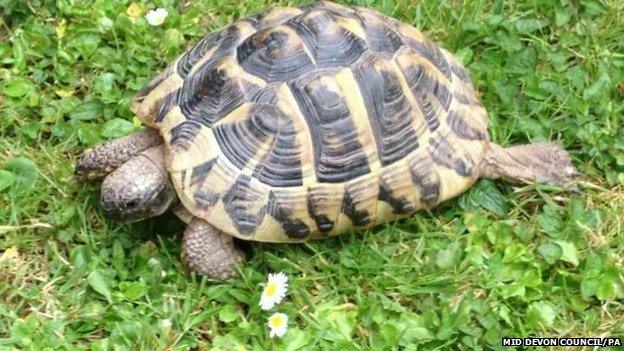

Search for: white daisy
xmin=145 ymin=8 xmax=168 ymax=26
xmin=160 ymin=318 xmax=171 ymax=329
xmin=267 ymin=312 xmax=289 ymax=338
xmin=98 ymin=17 xmax=113 ymax=31
xmin=259 ymin=272 xmax=288 ymax=310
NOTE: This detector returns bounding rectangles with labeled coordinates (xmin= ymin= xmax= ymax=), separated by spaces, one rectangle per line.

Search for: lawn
xmin=1 ymin=0 xmax=623 ymax=349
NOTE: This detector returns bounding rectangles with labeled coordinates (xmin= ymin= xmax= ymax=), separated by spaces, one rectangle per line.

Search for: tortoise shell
xmin=132 ymin=1 xmax=490 ymax=242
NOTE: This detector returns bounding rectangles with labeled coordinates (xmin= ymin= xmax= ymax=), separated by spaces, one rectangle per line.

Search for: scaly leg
xmin=75 ymin=128 xmax=162 ymax=180
xmin=481 ymin=142 xmax=578 ymax=190
xmin=182 ymin=219 xmax=245 ymax=280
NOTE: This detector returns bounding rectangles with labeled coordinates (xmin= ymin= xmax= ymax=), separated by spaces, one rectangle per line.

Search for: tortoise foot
xmin=181 ymin=218 xmax=245 ymax=281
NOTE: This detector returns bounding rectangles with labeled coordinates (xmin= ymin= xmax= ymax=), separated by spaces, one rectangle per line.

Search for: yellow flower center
xmin=270 ymin=315 xmax=283 ymax=327
xmin=265 ymin=282 xmax=277 ymax=297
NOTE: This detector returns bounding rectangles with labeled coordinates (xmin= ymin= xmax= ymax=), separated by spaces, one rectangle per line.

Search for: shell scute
xmin=286 ymin=10 xmax=366 ymax=68
xmin=267 ymin=190 xmax=312 ymax=239
xmin=351 ymin=54 xmax=420 ymax=166
xmin=354 ymin=7 xmax=403 ymax=53
xmin=237 ymin=26 xmax=316 ymax=83
xmin=289 ymin=72 xmax=372 ymax=184
xmin=222 ymin=174 xmax=267 ymax=235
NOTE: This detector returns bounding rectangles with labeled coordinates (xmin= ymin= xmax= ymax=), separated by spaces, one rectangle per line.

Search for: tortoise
xmin=76 ymin=1 xmax=578 ymax=280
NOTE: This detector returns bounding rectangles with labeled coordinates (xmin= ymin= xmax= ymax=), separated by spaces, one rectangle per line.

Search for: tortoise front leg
xmin=182 ymin=218 xmax=245 ymax=281
xmin=75 ymin=128 xmax=162 ymax=180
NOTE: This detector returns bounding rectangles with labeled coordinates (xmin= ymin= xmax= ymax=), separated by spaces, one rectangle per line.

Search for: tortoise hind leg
xmin=75 ymin=128 xmax=162 ymax=180
xmin=182 ymin=218 xmax=246 ymax=280
xmin=481 ymin=142 xmax=578 ymax=190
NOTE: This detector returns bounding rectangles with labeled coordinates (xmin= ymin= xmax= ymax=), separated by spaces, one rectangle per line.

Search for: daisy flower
xmin=145 ymin=8 xmax=168 ymax=26
xmin=267 ymin=312 xmax=289 ymax=338
xmin=160 ymin=318 xmax=171 ymax=329
xmin=259 ymin=272 xmax=288 ymax=310
xmin=98 ymin=17 xmax=113 ymax=31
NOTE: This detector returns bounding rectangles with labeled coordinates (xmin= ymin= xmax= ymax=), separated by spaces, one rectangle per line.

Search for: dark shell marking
xmin=267 ymin=191 xmax=311 ymax=239
xmin=250 ymin=109 xmax=304 ymax=187
xmin=428 ymin=132 xmax=475 ymax=177
xmin=408 ymin=152 xmax=441 ymax=207
xmin=352 ymin=54 xmax=420 ymax=166
xmin=378 ymin=183 xmax=414 ymax=215
xmin=190 ymin=159 xmax=217 ymax=186
xmin=290 ymin=72 xmax=371 ymax=183
xmin=355 ymin=8 xmax=403 ymax=54
xmin=402 ymin=37 xmax=452 ymax=80
xmin=222 ymin=175 xmax=267 ymax=235
xmin=213 ymin=105 xmax=279 ymax=171
xmin=177 ymin=21 xmax=252 ymax=78
xmin=306 ymin=187 xmax=336 ymax=234
xmin=286 ymin=10 xmax=366 ymax=68
xmin=446 ymin=109 xmax=488 ymax=141
xmin=237 ymin=27 xmax=316 ymax=82
xmin=178 ymin=64 xmax=262 ymax=128
xmin=136 ymin=1 xmax=490 ymax=241
xmin=396 ymin=54 xmax=454 ymax=132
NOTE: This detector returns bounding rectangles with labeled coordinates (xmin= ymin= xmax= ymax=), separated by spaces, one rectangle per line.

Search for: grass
xmin=1 ymin=0 xmax=623 ymax=349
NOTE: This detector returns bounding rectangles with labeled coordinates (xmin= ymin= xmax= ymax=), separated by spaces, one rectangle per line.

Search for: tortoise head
xmin=100 ymin=146 xmax=176 ymax=223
